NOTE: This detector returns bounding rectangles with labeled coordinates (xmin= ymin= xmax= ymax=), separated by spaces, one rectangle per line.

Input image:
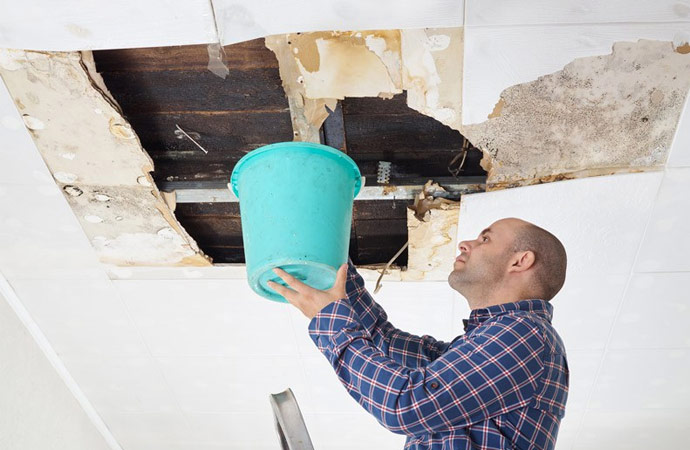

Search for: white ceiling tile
xmin=555 ymin=408 xmax=583 ymax=450
xmin=451 ymin=294 xmax=472 ymax=337
xmin=589 ymin=348 xmax=690 ymax=409
xmin=666 ymin=88 xmax=690 ymax=168
xmin=9 ymin=278 xmax=149 ymax=357
xmin=551 ymin=273 xmax=629 ymax=351
xmin=97 ymin=411 xmax=193 ymax=450
xmin=131 ymin=444 xmax=277 ymax=450
xmin=60 ymin=357 xmax=178 ymax=413
xmin=0 ymin=0 xmax=217 ymax=51
xmin=0 ymin=80 xmax=54 ymax=185
xmin=287 ymin=305 xmax=323 ymax=356
xmin=0 ymin=183 xmax=100 ymax=278
xmin=610 ymin=272 xmax=690 ymax=349
xmin=115 ymin=279 xmax=299 ymax=357
xmin=458 ymin=172 xmax=664 ymax=276
xmin=463 ymin=24 xmax=687 ymax=124
xmin=574 ymin=408 xmax=690 ymax=450
xmin=303 ymin=412 xmax=407 ymax=449
xmin=465 ymin=0 xmax=690 ymax=27
xmin=184 ymin=412 xmax=280 ymax=447
xmin=155 ymin=356 xmax=308 ymax=414
xmin=562 ymin=350 xmax=603 ymax=411
xmin=635 ymin=168 xmax=690 ymax=272
xmin=211 ymin=0 xmax=464 ymax=46
xmin=367 ymin=280 xmax=456 ymax=341
xmin=298 ymin=355 xmax=368 ymax=415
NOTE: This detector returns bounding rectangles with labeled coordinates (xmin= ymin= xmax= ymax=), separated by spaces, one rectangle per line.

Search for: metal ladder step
xmin=270 ymin=388 xmax=315 ymax=450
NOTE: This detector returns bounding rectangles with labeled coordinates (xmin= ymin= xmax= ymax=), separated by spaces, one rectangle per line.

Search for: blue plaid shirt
xmin=308 ymin=257 xmax=569 ymax=449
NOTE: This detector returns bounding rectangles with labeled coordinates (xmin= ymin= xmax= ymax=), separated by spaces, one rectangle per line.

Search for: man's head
xmin=448 ymin=218 xmax=567 ymax=306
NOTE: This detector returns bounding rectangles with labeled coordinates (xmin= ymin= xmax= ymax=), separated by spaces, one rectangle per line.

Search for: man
xmin=268 ymin=217 xmax=569 ymax=449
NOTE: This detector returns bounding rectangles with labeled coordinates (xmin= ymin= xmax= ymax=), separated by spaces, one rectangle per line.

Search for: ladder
xmin=270 ymin=388 xmax=315 ymax=450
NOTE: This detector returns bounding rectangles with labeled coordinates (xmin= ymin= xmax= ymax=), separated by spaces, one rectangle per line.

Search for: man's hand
xmin=267 ymin=263 xmax=348 ymax=320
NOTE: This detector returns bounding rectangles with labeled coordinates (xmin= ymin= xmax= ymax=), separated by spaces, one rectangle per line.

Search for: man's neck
xmin=465 ymin=288 xmax=529 ymax=310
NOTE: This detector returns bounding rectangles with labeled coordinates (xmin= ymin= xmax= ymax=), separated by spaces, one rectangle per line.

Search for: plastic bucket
xmin=230 ymin=142 xmax=362 ymax=303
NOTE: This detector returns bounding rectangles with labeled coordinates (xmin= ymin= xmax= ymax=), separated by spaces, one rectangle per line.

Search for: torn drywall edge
xmin=287 ymin=30 xmax=402 ymax=99
xmin=405 ymin=203 xmax=460 ymax=281
xmin=0 ymin=49 xmax=210 ymax=266
xmin=266 ymin=28 xmax=464 ymax=134
xmin=265 ymin=34 xmax=338 ymax=142
xmin=401 ymin=27 xmax=463 ymax=132
xmin=461 ymin=39 xmax=690 ymax=189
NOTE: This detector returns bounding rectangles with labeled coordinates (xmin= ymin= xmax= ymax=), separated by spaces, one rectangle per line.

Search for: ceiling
xmin=1 ymin=1 xmax=690 ymax=450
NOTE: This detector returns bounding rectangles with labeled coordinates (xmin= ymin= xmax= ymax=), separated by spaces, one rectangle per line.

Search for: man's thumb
xmin=337 ymin=263 xmax=347 ymax=287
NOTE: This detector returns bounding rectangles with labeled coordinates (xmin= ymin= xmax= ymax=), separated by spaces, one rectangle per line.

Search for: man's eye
xmin=482 ymin=236 xmax=488 ymax=242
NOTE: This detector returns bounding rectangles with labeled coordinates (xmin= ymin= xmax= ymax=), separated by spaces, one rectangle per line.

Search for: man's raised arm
xmin=341 ymin=256 xmax=454 ymax=368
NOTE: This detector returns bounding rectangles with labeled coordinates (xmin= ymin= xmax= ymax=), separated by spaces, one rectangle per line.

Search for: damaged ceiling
xmin=0 ymin=10 xmax=688 ymax=277
xmin=89 ymin=35 xmax=485 ymax=269
xmin=0 ymin=34 xmax=486 ymax=271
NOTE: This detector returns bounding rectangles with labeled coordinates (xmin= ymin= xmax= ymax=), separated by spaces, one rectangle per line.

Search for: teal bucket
xmin=230 ymin=142 xmax=362 ymax=303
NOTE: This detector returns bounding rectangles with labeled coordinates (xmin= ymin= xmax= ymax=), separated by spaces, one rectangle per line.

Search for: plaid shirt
xmin=308 ymin=257 xmax=569 ymax=449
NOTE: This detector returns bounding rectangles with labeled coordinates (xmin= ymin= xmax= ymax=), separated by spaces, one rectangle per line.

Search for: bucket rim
xmin=229 ymin=141 xmax=362 ymax=198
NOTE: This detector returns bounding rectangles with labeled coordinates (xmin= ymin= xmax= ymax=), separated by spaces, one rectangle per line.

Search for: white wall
xmin=0 ymin=289 xmax=115 ymax=450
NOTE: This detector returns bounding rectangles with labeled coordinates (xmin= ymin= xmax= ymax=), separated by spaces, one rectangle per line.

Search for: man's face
xmin=448 ymin=218 xmax=524 ymax=295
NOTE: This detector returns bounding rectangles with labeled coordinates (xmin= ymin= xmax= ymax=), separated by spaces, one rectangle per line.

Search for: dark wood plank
xmin=151 ymin=149 xmax=483 ymax=183
xmin=344 ymin=113 xmax=465 ymax=154
xmin=175 ymin=202 xmax=241 ymax=217
xmin=342 ymin=93 xmax=410 ymax=115
xmin=128 ymin=111 xmax=293 ymax=155
xmin=92 ymin=39 xmax=278 ymax=72
xmin=173 ymin=216 xmax=244 ymax=245
xmin=99 ymin=68 xmax=288 ymax=113
xmin=354 ymin=200 xmax=412 ymax=221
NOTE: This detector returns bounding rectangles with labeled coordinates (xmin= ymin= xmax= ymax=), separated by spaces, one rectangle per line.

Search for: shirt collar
xmin=462 ymin=299 xmax=553 ymax=333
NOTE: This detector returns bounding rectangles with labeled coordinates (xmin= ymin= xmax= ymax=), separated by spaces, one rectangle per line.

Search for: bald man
xmin=277 ymin=217 xmax=569 ymax=449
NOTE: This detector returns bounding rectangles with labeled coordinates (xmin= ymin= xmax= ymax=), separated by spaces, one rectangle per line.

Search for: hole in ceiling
xmin=91 ymin=38 xmax=485 ymax=267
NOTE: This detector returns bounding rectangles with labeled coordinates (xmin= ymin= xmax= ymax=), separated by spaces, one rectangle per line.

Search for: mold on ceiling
xmin=462 ymin=40 xmax=690 ymax=190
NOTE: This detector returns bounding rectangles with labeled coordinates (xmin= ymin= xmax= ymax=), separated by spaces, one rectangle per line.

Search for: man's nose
xmin=458 ymin=240 xmax=470 ymax=253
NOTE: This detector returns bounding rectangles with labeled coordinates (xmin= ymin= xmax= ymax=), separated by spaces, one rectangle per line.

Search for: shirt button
xmin=430 ymin=381 xmax=439 ymax=389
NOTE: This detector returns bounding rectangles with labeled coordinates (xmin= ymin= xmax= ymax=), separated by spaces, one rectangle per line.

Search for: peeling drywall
xmin=291 ymin=30 xmax=402 ymax=99
xmin=401 ymin=28 xmax=463 ymax=131
xmin=265 ymin=27 xmax=463 ymax=137
xmin=461 ymin=40 xmax=690 ymax=190
xmin=405 ymin=181 xmax=460 ymax=281
xmin=265 ymin=34 xmax=337 ymax=143
xmin=0 ymin=49 xmax=210 ymax=266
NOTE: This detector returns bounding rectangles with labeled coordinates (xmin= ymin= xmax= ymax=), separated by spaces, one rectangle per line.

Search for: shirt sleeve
xmin=308 ymin=299 xmax=545 ymax=436
xmin=341 ymin=256 xmax=452 ymax=369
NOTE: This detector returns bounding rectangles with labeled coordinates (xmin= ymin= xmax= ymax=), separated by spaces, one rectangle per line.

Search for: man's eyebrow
xmin=480 ymin=227 xmax=492 ymax=236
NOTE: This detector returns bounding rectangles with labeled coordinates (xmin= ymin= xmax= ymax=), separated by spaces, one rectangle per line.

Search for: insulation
xmin=0 ymin=49 xmax=210 ymax=266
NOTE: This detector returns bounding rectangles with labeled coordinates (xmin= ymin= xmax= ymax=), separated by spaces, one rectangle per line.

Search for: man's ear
xmin=508 ymin=250 xmax=536 ymax=273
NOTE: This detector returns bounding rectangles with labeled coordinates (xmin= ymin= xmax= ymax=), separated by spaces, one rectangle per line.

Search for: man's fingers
xmin=272 ymin=267 xmax=312 ymax=295
xmin=266 ymin=279 xmax=297 ymax=303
